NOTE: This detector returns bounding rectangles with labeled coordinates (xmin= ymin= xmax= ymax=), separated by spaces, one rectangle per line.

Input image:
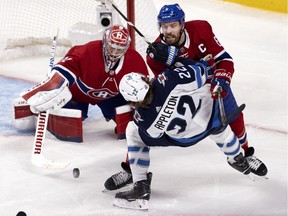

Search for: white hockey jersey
xmin=134 ymin=58 xmax=222 ymax=147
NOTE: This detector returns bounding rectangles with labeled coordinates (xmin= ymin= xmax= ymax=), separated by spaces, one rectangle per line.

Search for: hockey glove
xmin=198 ymin=54 xmax=216 ymax=77
xmin=21 ymin=71 xmax=72 ymax=112
xmin=146 ymin=42 xmax=178 ymax=67
xmin=210 ymin=69 xmax=232 ymax=99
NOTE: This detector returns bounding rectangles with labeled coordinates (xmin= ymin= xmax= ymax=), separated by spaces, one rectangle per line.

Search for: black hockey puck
xmin=16 ymin=211 xmax=27 ymax=216
xmin=73 ymin=168 xmax=80 ymax=178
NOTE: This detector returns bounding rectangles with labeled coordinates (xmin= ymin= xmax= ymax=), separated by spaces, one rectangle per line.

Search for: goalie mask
xmin=103 ymin=25 xmax=131 ymax=70
xmin=119 ymin=72 xmax=149 ymax=102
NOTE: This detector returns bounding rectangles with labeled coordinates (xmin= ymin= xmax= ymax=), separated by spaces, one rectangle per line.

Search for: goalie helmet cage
xmin=0 ymin=0 xmax=159 ymax=61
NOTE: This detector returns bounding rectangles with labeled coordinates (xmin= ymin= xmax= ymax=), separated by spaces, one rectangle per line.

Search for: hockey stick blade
xmin=223 ymin=104 xmax=246 ymax=126
xmin=215 ymin=86 xmax=245 ymax=126
xmin=32 ymin=154 xmax=70 ymax=169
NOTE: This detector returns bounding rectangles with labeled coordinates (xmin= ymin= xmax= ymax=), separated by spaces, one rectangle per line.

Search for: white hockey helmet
xmin=119 ymin=72 xmax=149 ymax=102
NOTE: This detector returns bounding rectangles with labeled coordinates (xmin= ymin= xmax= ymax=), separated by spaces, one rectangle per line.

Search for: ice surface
xmin=0 ymin=0 xmax=287 ymax=215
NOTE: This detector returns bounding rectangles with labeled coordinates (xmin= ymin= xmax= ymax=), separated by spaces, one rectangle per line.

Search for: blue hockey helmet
xmin=157 ymin=3 xmax=185 ymax=27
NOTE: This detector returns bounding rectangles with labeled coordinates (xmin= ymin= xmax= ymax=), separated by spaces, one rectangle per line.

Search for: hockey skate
xmin=228 ymin=152 xmax=251 ymax=175
xmin=113 ymin=174 xmax=152 ymax=210
xmin=245 ymin=147 xmax=268 ymax=177
xmin=104 ymin=162 xmax=133 ymax=191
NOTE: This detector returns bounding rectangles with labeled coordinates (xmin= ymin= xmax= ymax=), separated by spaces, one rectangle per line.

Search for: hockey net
xmin=0 ymin=0 xmax=159 ymax=61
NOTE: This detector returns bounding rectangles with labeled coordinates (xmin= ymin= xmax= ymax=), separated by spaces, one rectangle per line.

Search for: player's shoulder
xmin=126 ymin=47 xmax=141 ymax=54
xmin=153 ymin=68 xmax=179 ymax=87
xmin=68 ymin=40 xmax=101 ymax=54
xmin=125 ymin=48 xmax=144 ymax=60
xmin=123 ymin=48 xmax=148 ymax=72
xmin=185 ymin=20 xmax=212 ymax=31
xmin=84 ymin=40 xmax=102 ymax=50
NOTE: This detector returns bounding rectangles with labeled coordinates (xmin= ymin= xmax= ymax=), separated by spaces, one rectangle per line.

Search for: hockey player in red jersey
xmin=19 ymin=25 xmax=149 ymax=142
xmin=104 ymin=4 xmax=267 ymax=190
xmin=145 ymin=3 xmax=267 ymax=177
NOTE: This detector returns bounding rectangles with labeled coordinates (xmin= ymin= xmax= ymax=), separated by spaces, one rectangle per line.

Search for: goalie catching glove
xmin=21 ymin=71 xmax=72 ymax=112
xmin=146 ymin=42 xmax=178 ymax=67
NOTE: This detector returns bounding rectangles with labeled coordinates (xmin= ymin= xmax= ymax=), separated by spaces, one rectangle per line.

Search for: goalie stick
xmin=31 ymin=29 xmax=70 ymax=169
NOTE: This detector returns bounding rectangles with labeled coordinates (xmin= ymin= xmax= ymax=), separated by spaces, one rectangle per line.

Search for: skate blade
xmin=253 ymin=174 xmax=269 ymax=180
xmin=246 ymin=173 xmax=269 ymax=182
xmin=113 ymin=198 xmax=149 ymax=210
xmin=246 ymin=174 xmax=255 ymax=182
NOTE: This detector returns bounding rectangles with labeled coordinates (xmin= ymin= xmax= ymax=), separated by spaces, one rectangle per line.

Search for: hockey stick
xmin=31 ymin=29 xmax=70 ymax=169
xmin=215 ymin=86 xmax=245 ymax=126
xmin=109 ymin=1 xmax=155 ymax=50
xmin=214 ymin=87 xmax=256 ymax=181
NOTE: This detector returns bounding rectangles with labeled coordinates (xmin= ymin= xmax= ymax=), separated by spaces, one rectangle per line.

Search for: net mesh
xmin=0 ymin=0 xmax=159 ymax=60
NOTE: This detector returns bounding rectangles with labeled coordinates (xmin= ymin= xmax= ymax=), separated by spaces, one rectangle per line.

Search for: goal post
xmin=126 ymin=0 xmax=135 ymax=51
xmin=0 ymin=0 xmax=159 ymax=61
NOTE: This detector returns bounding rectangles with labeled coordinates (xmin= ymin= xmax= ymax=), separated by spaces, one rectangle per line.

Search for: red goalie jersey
xmin=17 ymin=25 xmax=149 ymax=142
xmin=55 ymin=40 xmax=149 ymax=105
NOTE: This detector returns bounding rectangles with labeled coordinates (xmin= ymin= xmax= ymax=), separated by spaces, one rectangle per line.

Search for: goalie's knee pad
xmin=13 ymin=97 xmax=37 ymax=131
xmin=13 ymin=98 xmax=83 ymax=142
xmin=115 ymin=105 xmax=133 ymax=140
xmin=48 ymin=108 xmax=83 ymax=143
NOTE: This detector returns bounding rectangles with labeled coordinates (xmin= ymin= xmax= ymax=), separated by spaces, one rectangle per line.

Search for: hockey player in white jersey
xmin=113 ymin=57 xmax=258 ymax=210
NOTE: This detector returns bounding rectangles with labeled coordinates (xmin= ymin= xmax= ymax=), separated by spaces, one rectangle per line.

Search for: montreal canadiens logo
xmin=87 ymin=88 xmax=118 ymax=99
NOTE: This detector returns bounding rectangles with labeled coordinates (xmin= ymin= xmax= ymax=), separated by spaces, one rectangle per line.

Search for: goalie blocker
xmin=13 ymin=100 xmax=133 ymax=142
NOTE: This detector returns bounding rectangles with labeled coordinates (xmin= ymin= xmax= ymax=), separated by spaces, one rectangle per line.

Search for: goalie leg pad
xmin=115 ymin=105 xmax=133 ymax=140
xmin=13 ymin=97 xmax=36 ymax=131
xmin=47 ymin=108 xmax=83 ymax=143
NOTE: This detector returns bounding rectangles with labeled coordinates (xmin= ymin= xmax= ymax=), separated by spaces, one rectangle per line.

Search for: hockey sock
xmin=115 ymin=105 xmax=133 ymax=140
xmin=128 ymin=145 xmax=150 ymax=182
xmin=229 ymin=112 xmax=248 ymax=152
xmin=211 ymin=126 xmax=243 ymax=158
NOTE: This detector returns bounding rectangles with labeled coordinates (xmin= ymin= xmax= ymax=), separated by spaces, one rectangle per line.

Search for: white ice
xmin=0 ymin=0 xmax=287 ymax=215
